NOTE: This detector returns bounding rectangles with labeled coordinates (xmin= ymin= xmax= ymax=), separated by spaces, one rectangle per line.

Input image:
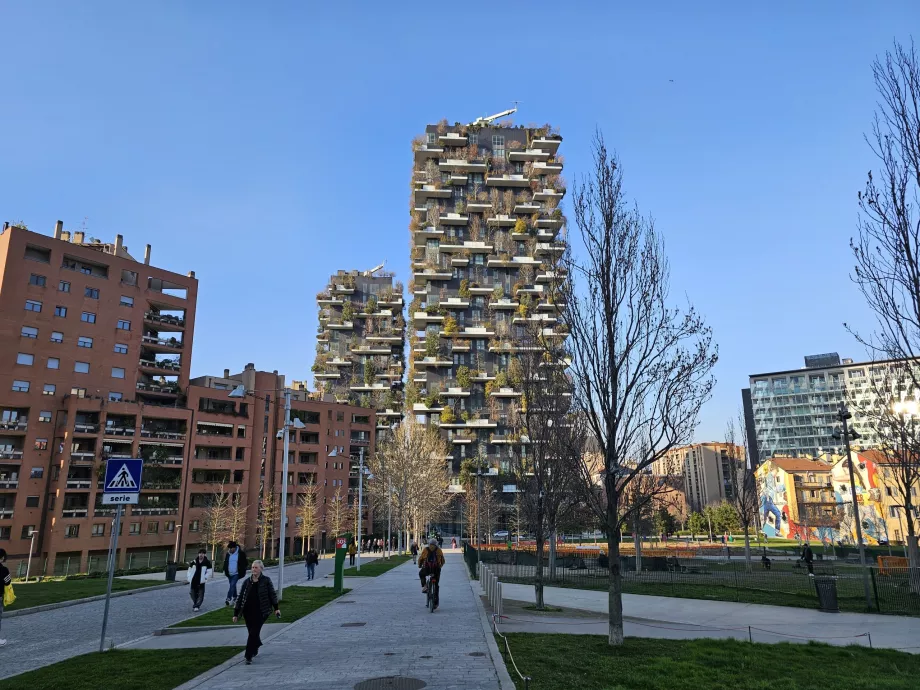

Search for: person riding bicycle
xmin=418 ymin=537 xmax=445 ymax=594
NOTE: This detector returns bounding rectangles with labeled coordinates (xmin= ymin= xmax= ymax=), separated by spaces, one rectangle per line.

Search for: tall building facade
xmin=407 ymin=118 xmax=566 ymax=476
xmin=313 ymin=269 xmax=405 ymax=434
xmin=0 ymin=220 xmax=375 ymax=575
xmin=0 ymin=221 xmax=197 ymax=574
xmin=653 ymin=442 xmax=744 ymax=512
xmin=744 ymin=353 xmax=918 ymax=463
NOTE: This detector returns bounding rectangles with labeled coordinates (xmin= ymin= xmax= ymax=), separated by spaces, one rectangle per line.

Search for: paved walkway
xmin=178 ymin=554 xmax=505 ymax=690
xmin=0 ymin=554 xmax=369 ymax=680
xmin=497 ymin=581 xmax=920 ymax=652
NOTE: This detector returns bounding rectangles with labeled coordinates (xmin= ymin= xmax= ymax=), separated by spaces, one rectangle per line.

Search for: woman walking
xmin=0 ymin=548 xmax=12 ymax=647
xmin=232 ymin=560 xmax=280 ymax=664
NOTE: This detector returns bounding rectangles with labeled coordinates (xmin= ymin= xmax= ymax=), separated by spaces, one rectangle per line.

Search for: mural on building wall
xmin=756 ymin=453 xmax=887 ymax=545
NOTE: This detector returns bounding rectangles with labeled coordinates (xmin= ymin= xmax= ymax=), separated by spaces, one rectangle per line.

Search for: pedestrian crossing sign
xmin=102 ymin=458 xmax=144 ymax=505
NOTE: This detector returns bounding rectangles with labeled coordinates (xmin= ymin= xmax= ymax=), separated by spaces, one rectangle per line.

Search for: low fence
xmin=468 ymin=545 xmax=920 ymax=617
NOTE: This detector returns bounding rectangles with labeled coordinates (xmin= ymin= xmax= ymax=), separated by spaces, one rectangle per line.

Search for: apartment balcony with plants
xmin=407 ymin=119 xmax=567 ymax=471
xmin=313 ymin=270 xmax=406 ymax=419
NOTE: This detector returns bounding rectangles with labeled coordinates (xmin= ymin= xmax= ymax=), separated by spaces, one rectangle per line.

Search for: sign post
xmin=99 ymin=458 xmax=143 ymax=652
xmin=334 ymin=536 xmax=347 ymax=594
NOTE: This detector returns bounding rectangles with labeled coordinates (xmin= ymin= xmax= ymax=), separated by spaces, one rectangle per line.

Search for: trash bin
xmin=814 ymin=576 xmax=839 ymax=612
xmin=165 ymin=562 xmax=178 ymax=582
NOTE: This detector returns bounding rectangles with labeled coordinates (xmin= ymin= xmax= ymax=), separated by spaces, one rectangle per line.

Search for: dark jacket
xmin=306 ymin=550 xmax=319 ymax=565
xmin=802 ymin=545 xmax=814 ymax=563
xmin=0 ymin=562 xmax=10 ymax=593
xmin=234 ymin=575 xmax=279 ymax=619
xmin=223 ymin=549 xmax=248 ymax=578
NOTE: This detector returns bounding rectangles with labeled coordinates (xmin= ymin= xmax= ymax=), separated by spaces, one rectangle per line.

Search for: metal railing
xmin=469 ymin=546 xmax=920 ymax=617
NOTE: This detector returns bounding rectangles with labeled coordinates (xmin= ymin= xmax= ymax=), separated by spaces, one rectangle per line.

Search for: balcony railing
xmin=104 ymin=426 xmax=136 ymax=437
xmin=132 ymin=504 xmax=178 ymax=515
xmin=0 ymin=450 xmax=23 ymax=460
xmin=0 ymin=479 xmax=18 ymax=489
xmin=144 ymin=311 xmax=186 ymax=327
xmin=0 ymin=508 xmax=13 ymax=518
xmin=0 ymin=420 xmax=28 ymax=432
xmin=62 ymin=508 xmax=89 ymax=518
xmin=136 ymin=381 xmax=180 ymax=395
xmin=142 ymin=335 xmax=183 ymax=349
xmin=74 ymin=423 xmax=100 ymax=433
xmin=139 ymin=358 xmax=181 ymax=372
xmin=65 ymin=479 xmax=92 ymax=490
xmin=141 ymin=429 xmax=186 ymax=441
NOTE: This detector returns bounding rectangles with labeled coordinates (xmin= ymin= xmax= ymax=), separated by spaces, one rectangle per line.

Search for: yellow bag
xmin=3 ymin=583 xmax=15 ymax=607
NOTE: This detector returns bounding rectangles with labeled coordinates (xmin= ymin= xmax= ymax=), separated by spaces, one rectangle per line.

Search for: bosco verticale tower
xmin=407 ymin=111 xmax=568 ymax=479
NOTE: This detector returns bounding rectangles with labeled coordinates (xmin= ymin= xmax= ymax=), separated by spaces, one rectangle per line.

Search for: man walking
xmin=223 ymin=541 xmax=248 ymax=606
xmin=347 ymin=540 xmax=357 ymax=566
xmin=305 ymin=548 xmax=319 ymax=581
xmin=187 ymin=548 xmax=212 ymax=612
xmin=0 ymin=547 xmax=11 ymax=646
xmin=802 ymin=542 xmax=815 ymax=576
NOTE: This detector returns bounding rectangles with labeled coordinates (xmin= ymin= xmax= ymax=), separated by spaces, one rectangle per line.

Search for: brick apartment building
xmin=0 ymin=221 xmax=374 ymax=576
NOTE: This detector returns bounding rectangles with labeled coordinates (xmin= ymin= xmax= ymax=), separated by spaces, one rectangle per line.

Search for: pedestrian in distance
xmin=347 ymin=540 xmax=357 ymax=566
xmin=223 ymin=541 xmax=249 ymax=606
xmin=305 ymin=548 xmax=319 ymax=580
xmin=233 ymin=560 xmax=280 ymax=664
xmin=410 ymin=540 xmax=419 ymax=558
xmin=802 ymin=542 xmax=815 ymax=576
xmin=0 ymin=547 xmax=13 ymax=647
xmin=187 ymin=548 xmax=212 ymax=612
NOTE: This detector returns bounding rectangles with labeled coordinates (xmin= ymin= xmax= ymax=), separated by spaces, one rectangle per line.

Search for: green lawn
xmin=0 ymin=647 xmax=240 ymax=690
xmin=170 ymin=585 xmax=347 ymax=628
xmin=501 ymin=635 xmax=920 ymax=690
xmin=5 ymin=578 xmax=163 ymax=611
xmin=343 ymin=554 xmax=412 ymax=576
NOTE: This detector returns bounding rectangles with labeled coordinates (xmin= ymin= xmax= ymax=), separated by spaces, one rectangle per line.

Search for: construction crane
xmin=469 ymin=103 xmax=518 ymax=126
xmin=363 ymin=262 xmax=385 ymax=277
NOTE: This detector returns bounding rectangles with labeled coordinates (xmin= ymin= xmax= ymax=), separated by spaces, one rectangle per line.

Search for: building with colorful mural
xmin=756 ymin=451 xmax=911 ymax=546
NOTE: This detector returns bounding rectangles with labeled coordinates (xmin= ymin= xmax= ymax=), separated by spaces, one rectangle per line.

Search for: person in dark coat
xmin=186 ymin=548 xmax=212 ymax=611
xmin=305 ymin=548 xmax=319 ymax=581
xmin=802 ymin=543 xmax=815 ymax=576
xmin=223 ymin=541 xmax=249 ymax=606
xmin=0 ymin=547 xmax=11 ymax=647
xmin=233 ymin=560 xmax=280 ymax=664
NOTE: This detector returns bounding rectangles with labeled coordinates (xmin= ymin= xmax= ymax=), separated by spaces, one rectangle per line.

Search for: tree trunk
xmin=534 ymin=534 xmax=545 ymax=610
xmin=633 ymin=514 xmax=642 ymax=573
xmin=906 ymin=516 xmax=920 ymax=594
xmin=548 ymin=530 xmax=557 ymax=581
xmin=743 ymin=524 xmax=752 ymax=572
xmin=608 ymin=517 xmax=624 ymax=646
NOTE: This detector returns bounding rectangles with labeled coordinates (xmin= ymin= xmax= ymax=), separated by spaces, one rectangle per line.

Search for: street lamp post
xmin=833 ymin=406 xmax=873 ymax=610
xmin=230 ymin=385 xmax=304 ymax=601
xmin=25 ymin=529 xmax=36 ymax=581
xmin=330 ymin=445 xmax=367 ymax=572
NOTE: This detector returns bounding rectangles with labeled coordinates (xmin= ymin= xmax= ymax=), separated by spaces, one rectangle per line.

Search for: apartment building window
xmin=58 ymin=280 xmax=70 ymax=292
xmin=43 ymin=384 xmax=56 ymax=395
xmin=25 ymin=299 xmax=42 ymax=312
xmin=236 ymin=447 xmax=245 ymax=460
xmin=65 ymin=525 xmax=79 ymax=538
xmin=114 ymin=343 xmax=128 ymax=354
xmin=21 ymin=526 xmax=35 ymax=539
xmin=81 ymin=312 xmax=96 ymax=323
xmin=50 ymin=331 xmax=63 ymax=343
xmin=120 ymin=295 xmax=134 ymax=307
xmin=78 ymin=336 xmax=93 ymax=348
xmin=39 ymin=410 xmax=51 ymax=423
xmin=26 ymin=496 xmax=39 ymax=507
xmin=109 ymin=392 xmax=123 ymax=402
xmin=21 ymin=326 xmax=38 ymax=339
xmin=165 ymin=521 xmax=175 ymax=533
xmin=16 ymin=353 xmax=34 ymax=366
xmin=889 ymin=506 xmax=899 ymax=518
xmin=30 ymin=467 xmax=43 ymax=478
xmin=0 ymin=526 xmax=10 ymax=540
xmin=427 ymin=132 xmax=436 ymax=145
xmin=74 ymin=361 xmax=90 ymax=374
xmin=237 ymin=426 xmax=246 ymax=438
xmin=147 ymin=522 xmax=159 ymax=534
xmin=130 ymin=522 xmax=141 ymax=535
xmin=492 ymin=135 xmax=505 ymax=159
xmin=92 ymin=524 xmax=105 ymax=536
xmin=46 ymin=357 xmax=60 ymax=370
xmin=117 ymin=319 xmax=131 ymax=331
xmin=12 ymin=380 xmax=30 ymax=392
xmin=29 ymin=273 xmax=47 ymax=286
xmin=54 ymin=306 xmax=68 ymax=318
xmin=469 ymin=132 xmax=478 ymax=145
xmin=85 ymin=287 xmax=99 ymax=299
xmin=112 ymin=367 xmax=125 ymax=379
xmin=188 ymin=520 xmax=200 ymax=532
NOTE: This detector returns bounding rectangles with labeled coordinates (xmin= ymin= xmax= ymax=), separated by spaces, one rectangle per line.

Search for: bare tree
xmin=328 ymin=486 xmax=347 ymax=540
xmin=850 ymin=39 xmax=920 ymax=572
xmin=201 ymin=484 xmax=232 ymax=561
xmin=562 ymin=134 xmax=717 ymax=645
xmin=225 ymin=493 xmax=248 ymax=548
xmin=506 ymin=322 xmax=584 ymax=608
xmin=367 ymin=417 xmax=450 ymax=551
xmin=724 ymin=415 xmax=759 ymax=569
xmin=259 ymin=486 xmax=279 ymax=560
xmin=296 ymin=483 xmax=319 ymax=553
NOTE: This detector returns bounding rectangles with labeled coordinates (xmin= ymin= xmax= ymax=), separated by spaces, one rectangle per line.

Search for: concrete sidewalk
xmin=175 ymin=554 xmax=508 ymax=690
xmin=497 ymin=581 xmax=920 ymax=652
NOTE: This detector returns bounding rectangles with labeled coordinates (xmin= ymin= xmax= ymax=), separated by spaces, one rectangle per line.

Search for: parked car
xmin=493 ymin=530 xmax=510 ymax=539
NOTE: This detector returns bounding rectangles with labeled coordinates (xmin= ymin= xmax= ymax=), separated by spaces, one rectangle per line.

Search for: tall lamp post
xmin=892 ymin=399 xmax=919 ymax=563
xmin=832 ymin=405 xmax=873 ymax=610
xmin=330 ymin=446 xmax=367 ymax=572
xmin=230 ymin=385 xmax=305 ymax=600
xmin=473 ymin=464 xmax=497 ymax=573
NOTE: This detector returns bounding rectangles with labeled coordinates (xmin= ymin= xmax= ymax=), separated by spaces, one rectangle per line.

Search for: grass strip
xmin=6 ymin=578 xmax=163 ymax=611
xmin=170 ymin=585 xmax=347 ymax=628
xmin=343 ymin=555 xmax=412 ymax=577
xmin=0 ymin=647 xmax=241 ymax=690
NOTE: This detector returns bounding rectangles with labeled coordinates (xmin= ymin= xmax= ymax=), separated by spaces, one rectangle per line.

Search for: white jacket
xmin=186 ymin=560 xmax=212 ymax=584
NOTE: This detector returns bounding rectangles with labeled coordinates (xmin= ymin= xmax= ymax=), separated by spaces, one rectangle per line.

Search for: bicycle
xmin=425 ymin=572 xmax=439 ymax=612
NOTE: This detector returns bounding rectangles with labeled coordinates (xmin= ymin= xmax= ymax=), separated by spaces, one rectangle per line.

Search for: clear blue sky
xmin=2 ymin=2 xmax=917 ymax=440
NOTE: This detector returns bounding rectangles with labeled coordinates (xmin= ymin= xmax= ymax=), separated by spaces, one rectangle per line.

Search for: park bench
xmin=844 ymin=554 xmax=862 ymax=565
xmin=666 ymin=556 xmax=708 ymax=574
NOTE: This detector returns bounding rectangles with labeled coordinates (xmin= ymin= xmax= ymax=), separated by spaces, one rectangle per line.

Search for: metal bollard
xmin=496 ymin=582 xmax=503 ymax=622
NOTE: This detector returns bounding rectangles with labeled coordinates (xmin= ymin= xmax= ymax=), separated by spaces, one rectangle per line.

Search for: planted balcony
xmin=74 ymin=411 xmax=101 ymax=434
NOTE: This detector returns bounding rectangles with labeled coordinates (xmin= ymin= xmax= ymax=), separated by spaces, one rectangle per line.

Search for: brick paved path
xmin=183 ymin=554 xmax=503 ymax=690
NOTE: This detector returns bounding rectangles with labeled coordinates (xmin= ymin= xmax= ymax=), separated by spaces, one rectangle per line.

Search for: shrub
xmin=456 ymin=365 xmax=471 ymax=389
xmin=459 ymin=279 xmax=471 ymax=299
xmin=513 ymin=217 xmax=527 ymax=234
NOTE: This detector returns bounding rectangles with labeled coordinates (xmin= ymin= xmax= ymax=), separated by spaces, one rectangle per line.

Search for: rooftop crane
xmin=469 ymin=103 xmax=518 ymax=126
xmin=363 ymin=262 xmax=386 ymax=277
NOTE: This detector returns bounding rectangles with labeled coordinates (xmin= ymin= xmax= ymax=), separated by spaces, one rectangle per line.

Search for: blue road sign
xmin=102 ymin=458 xmax=144 ymax=505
